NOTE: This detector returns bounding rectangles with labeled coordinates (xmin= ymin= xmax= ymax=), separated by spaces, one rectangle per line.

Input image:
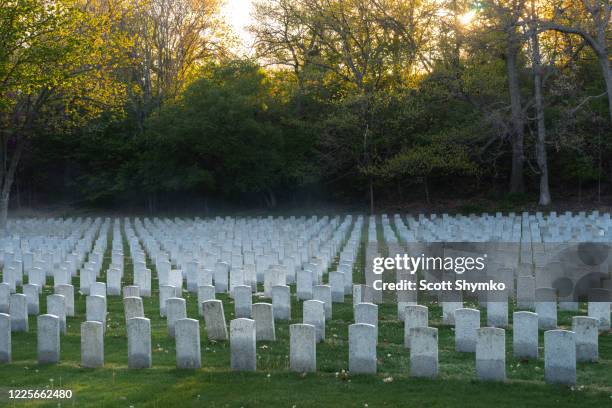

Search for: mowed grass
xmin=0 ymin=223 xmax=610 ymax=407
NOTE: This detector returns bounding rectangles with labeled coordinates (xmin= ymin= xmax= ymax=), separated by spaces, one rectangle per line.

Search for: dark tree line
xmin=1 ymin=0 xmax=611 ymax=218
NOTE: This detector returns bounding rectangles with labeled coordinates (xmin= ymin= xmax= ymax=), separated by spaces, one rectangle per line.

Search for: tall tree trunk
xmin=530 ymin=16 xmax=551 ymax=206
xmin=596 ymin=52 xmax=612 ymax=123
xmin=506 ymin=46 xmax=525 ymax=193
xmin=0 ymin=137 xmax=25 ymax=231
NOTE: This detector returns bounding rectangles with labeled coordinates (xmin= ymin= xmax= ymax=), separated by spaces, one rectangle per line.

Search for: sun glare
xmin=222 ymin=0 xmax=255 ymax=54
xmin=459 ymin=10 xmax=477 ymax=26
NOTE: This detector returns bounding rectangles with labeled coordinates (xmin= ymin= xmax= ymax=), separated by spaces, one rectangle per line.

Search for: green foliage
xmin=371 ymin=135 xmax=480 ymax=181
xmin=6 ymin=0 xmax=612 ymax=210
xmin=131 ymin=60 xmax=317 ymax=199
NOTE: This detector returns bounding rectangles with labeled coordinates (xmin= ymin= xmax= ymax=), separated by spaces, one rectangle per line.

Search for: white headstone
xmin=124 ymin=296 xmax=144 ymax=323
xmin=354 ymin=302 xmax=378 ymax=329
xmin=409 ymin=326 xmax=438 ymax=378
xmin=233 ymin=285 xmax=252 ymax=318
xmin=202 ymin=300 xmax=228 ymax=340
xmin=197 ymin=285 xmax=215 ymax=316
xmin=127 ymin=317 xmax=152 ymax=369
xmin=572 ymin=316 xmax=598 ymax=363
xmin=166 ymin=297 xmax=187 ymax=338
xmin=404 ymin=305 xmax=428 ymax=348
xmin=230 ymin=318 xmax=256 ymax=372
xmin=81 ymin=321 xmax=104 ymax=368
xmin=513 ymin=311 xmax=538 ymax=359
xmin=23 ymin=284 xmax=39 ymax=315
xmin=348 ymin=323 xmax=376 ymax=374
xmin=37 ymin=314 xmax=60 ymax=364
xmin=290 ymin=323 xmax=316 ymax=373
xmin=272 ymin=285 xmax=291 ymax=321
xmin=303 ymin=300 xmax=325 ymax=343
xmin=535 ymin=288 xmax=557 ymax=330
xmin=544 ymin=329 xmax=576 ymax=385
xmin=9 ymin=293 xmax=28 ymax=332
xmin=313 ymin=285 xmax=332 ymax=320
xmin=175 ymin=318 xmax=201 ymax=369
xmin=253 ymin=302 xmax=275 ymax=341
xmin=455 ymin=308 xmax=480 ymax=352
xmin=476 ymin=327 xmax=505 ymax=381
xmin=54 ymin=284 xmax=74 ymax=317
xmin=47 ymin=294 xmax=66 ymax=334
xmin=0 ymin=313 xmax=10 ymax=363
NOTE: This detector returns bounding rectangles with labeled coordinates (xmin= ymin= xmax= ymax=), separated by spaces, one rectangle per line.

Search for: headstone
xmin=166 ymin=297 xmax=187 ymax=338
xmin=23 ymin=284 xmax=39 ymax=315
xmin=352 ymin=284 xmax=364 ymax=307
xmin=253 ymin=302 xmax=275 ymax=341
xmin=124 ymin=296 xmax=144 ymax=323
xmin=134 ymin=268 xmax=151 ymax=297
xmin=404 ymin=305 xmax=428 ymax=348
xmin=513 ymin=311 xmax=538 ymax=359
xmin=544 ymin=329 xmax=576 ymax=385
xmin=202 ymin=300 xmax=228 ymax=340
xmin=0 ymin=283 xmax=9 ymax=313
xmin=197 ymin=285 xmax=215 ymax=316
xmin=175 ymin=318 xmax=201 ymax=369
xmin=214 ymin=262 xmax=229 ymax=293
xmin=348 ymin=323 xmax=377 ymax=374
xmin=86 ymin=295 xmax=107 ymax=329
xmin=54 ymin=284 xmax=74 ymax=317
xmin=476 ymin=327 xmax=505 ymax=381
xmin=313 ymin=285 xmax=332 ymax=320
xmin=410 ymin=327 xmax=438 ymax=378
xmin=167 ymin=270 xmax=183 ymax=295
xmin=127 ymin=317 xmax=152 ymax=368
xmin=296 ymin=270 xmax=313 ymax=300
xmin=0 ymin=313 xmax=10 ymax=363
xmin=455 ymin=308 xmax=480 ymax=352
xmin=9 ymin=293 xmax=28 ymax=332
xmin=303 ymin=300 xmax=325 ymax=343
xmin=230 ymin=318 xmax=256 ymax=371
xmin=159 ymin=285 xmax=176 ymax=317
xmin=290 ymin=324 xmax=316 ymax=373
xmin=106 ymin=268 xmax=122 ymax=296
xmin=535 ymin=287 xmax=557 ymax=330
xmin=47 ymin=294 xmax=66 ymax=334
xmin=486 ymin=300 xmax=508 ymax=328
xmin=572 ymin=316 xmax=598 ymax=363
xmin=233 ymin=285 xmax=252 ymax=318
xmin=587 ymin=289 xmax=611 ymax=332
xmin=90 ymin=282 xmax=106 ymax=298
xmin=517 ymin=276 xmax=535 ymax=309
xmin=328 ymin=272 xmax=344 ymax=302
xmin=442 ymin=301 xmax=463 ymax=325
xmin=354 ymin=302 xmax=378 ymax=329
xmin=272 ymin=285 xmax=291 ymax=320
xmin=81 ymin=321 xmax=104 ymax=368
xmin=264 ymin=268 xmax=285 ymax=297
xmin=123 ymin=285 xmax=140 ymax=298
xmin=37 ymin=314 xmax=60 ymax=364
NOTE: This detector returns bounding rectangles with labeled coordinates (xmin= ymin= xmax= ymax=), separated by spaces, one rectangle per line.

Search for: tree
xmin=542 ymin=0 xmax=611 ymax=123
xmin=253 ymin=0 xmax=433 ymax=212
xmin=0 ymin=0 xmax=125 ymax=228
xmin=528 ymin=0 xmax=552 ymax=205
xmin=139 ymin=60 xmax=313 ymax=208
xmin=122 ymin=0 xmax=226 ymax=131
xmin=479 ymin=0 xmax=529 ymax=193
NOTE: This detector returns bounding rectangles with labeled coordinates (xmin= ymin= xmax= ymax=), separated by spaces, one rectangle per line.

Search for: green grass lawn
xmin=0 ymin=222 xmax=610 ymax=407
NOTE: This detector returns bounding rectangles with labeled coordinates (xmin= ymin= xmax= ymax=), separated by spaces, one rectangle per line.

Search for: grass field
xmin=0 ymin=220 xmax=610 ymax=407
